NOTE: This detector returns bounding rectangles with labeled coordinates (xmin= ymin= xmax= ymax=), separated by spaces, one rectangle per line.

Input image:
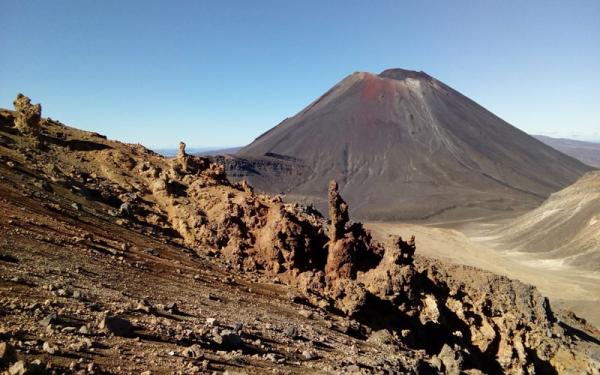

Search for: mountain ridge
xmin=534 ymin=135 xmax=600 ymax=168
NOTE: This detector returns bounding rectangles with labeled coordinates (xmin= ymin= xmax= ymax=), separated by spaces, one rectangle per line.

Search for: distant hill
xmin=534 ymin=135 xmax=600 ymax=168
xmin=489 ymin=171 xmax=600 ymax=271
xmin=154 ymin=146 xmax=241 ymax=157
xmin=226 ymin=68 xmax=591 ymax=220
xmin=195 ymin=146 xmax=241 ymax=156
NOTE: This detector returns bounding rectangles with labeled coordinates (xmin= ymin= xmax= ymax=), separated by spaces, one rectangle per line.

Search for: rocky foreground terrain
xmin=0 ymin=95 xmax=599 ymax=374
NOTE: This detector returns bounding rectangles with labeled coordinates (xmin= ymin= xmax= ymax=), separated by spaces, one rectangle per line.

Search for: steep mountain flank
xmin=232 ymin=69 xmax=591 ymax=220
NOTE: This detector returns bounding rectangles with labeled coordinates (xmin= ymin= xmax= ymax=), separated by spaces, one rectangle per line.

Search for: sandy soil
xmin=366 ymin=221 xmax=600 ymax=328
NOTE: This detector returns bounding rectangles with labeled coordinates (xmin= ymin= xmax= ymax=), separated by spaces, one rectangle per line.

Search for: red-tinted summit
xmin=233 ymin=69 xmax=591 ymax=220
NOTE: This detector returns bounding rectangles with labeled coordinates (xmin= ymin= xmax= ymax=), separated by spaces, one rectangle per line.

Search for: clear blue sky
xmin=1 ymin=0 xmax=599 ymax=148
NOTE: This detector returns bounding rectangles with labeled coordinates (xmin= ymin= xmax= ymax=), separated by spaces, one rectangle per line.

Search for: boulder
xmin=99 ymin=315 xmax=133 ymax=337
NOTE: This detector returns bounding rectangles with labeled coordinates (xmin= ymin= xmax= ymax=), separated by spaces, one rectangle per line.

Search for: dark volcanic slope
xmin=235 ymin=69 xmax=592 ymax=220
xmin=534 ymin=135 xmax=600 ymax=169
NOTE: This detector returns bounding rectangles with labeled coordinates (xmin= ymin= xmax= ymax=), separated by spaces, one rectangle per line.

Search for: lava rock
xmin=214 ymin=330 xmax=243 ymax=349
xmin=39 ymin=313 xmax=59 ymax=327
xmin=0 ymin=342 xmax=17 ymax=366
xmin=99 ymin=315 xmax=133 ymax=337
xmin=182 ymin=344 xmax=203 ymax=359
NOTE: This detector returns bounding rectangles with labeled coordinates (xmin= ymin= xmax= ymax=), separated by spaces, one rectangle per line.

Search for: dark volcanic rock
xmin=100 ymin=315 xmax=133 ymax=337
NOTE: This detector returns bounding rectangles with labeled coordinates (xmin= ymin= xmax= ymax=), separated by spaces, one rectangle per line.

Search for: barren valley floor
xmin=367 ymin=221 xmax=600 ymax=328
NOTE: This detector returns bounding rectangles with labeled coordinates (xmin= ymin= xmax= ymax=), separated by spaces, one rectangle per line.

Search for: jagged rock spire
xmin=328 ymin=180 xmax=349 ymax=242
xmin=177 ymin=141 xmax=187 ymax=159
xmin=13 ymin=93 xmax=41 ymax=134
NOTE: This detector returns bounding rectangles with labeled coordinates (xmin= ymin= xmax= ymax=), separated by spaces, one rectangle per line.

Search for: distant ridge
xmin=534 ymin=135 xmax=600 ymax=168
xmin=155 ymin=146 xmax=241 ymax=157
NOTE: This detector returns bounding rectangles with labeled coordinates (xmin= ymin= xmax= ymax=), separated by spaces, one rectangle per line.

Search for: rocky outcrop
xmin=325 ymin=181 xmax=382 ymax=279
xmin=328 ymin=180 xmax=348 ymax=242
xmin=0 ymin=97 xmax=597 ymax=374
xmin=13 ymin=94 xmax=41 ymax=134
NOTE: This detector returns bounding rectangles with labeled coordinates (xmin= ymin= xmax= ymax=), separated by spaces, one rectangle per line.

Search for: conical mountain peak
xmin=234 ymin=69 xmax=591 ymax=220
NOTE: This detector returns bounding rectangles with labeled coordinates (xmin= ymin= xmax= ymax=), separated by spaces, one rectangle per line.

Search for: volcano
xmin=228 ymin=68 xmax=592 ymax=220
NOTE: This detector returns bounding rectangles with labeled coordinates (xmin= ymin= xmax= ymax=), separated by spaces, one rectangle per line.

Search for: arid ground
xmin=367 ymin=220 xmax=600 ymax=329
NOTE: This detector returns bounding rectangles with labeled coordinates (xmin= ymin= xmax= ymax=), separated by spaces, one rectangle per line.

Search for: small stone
xmin=99 ymin=315 xmax=133 ymax=337
xmin=39 ymin=313 xmax=59 ymax=327
xmin=135 ymin=301 xmax=152 ymax=313
xmin=207 ymin=293 xmax=220 ymax=301
xmin=182 ymin=344 xmax=203 ymax=359
xmin=232 ymin=322 xmax=243 ymax=333
xmin=302 ymin=350 xmax=316 ymax=360
xmin=146 ymin=248 xmax=159 ymax=256
xmin=9 ymin=360 xmax=27 ymax=375
xmin=438 ymin=344 xmax=463 ymax=375
xmin=61 ymin=326 xmax=77 ymax=333
xmin=71 ymin=203 xmax=80 ymax=211
xmin=0 ymin=342 xmax=17 ymax=366
xmin=214 ymin=330 xmax=243 ymax=349
xmin=283 ymin=325 xmax=299 ymax=339
xmin=26 ymin=302 xmax=40 ymax=310
xmin=87 ymin=362 xmax=96 ymax=373
xmin=367 ymin=329 xmax=395 ymax=346
xmin=72 ymin=290 xmax=82 ymax=299
xmin=206 ymin=317 xmax=217 ymax=326
xmin=79 ymin=325 xmax=90 ymax=335
xmin=165 ymin=302 xmax=179 ymax=313
xmin=43 ymin=341 xmax=58 ymax=354
xmin=223 ymin=370 xmax=248 ymax=375
xmin=71 ymin=338 xmax=93 ymax=352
